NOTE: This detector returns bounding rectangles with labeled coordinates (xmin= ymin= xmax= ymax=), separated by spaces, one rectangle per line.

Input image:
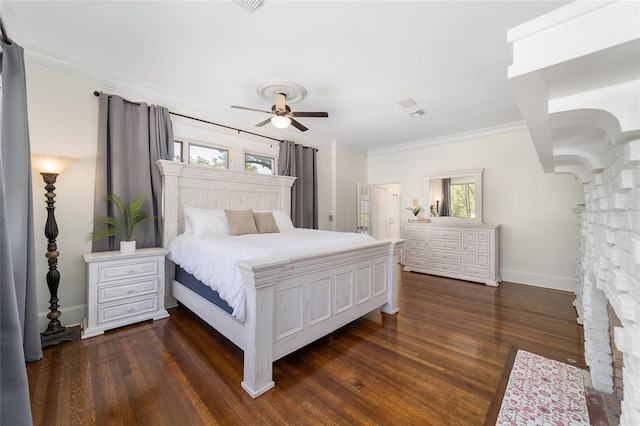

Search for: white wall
xmin=335 ymin=146 xmax=367 ymax=232
xmin=24 ymin=67 xmax=583 ymax=333
xmin=368 ymin=129 xmax=585 ymax=291
xmin=26 ymin=67 xmax=99 ymax=330
xmin=24 ymin=67 xmax=336 ymax=328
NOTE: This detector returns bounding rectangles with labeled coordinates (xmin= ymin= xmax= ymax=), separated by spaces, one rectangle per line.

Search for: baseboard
xmin=38 ymin=303 xmax=86 ymax=331
xmin=500 ymin=269 xmax=577 ymax=292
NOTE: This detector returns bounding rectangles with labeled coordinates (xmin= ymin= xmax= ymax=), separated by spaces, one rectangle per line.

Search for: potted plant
xmin=406 ymin=205 xmax=425 ymax=222
xmin=88 ymin=194 xmax=153 ymax=253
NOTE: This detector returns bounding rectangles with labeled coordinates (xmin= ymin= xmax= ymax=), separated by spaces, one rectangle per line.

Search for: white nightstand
xmin=82 ymin=247 xmax=170 ymax=339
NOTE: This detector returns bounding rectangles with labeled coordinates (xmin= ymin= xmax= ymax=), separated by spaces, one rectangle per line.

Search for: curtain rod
xmin=0 ymin=16 xmax=13 ymax=45
xmin=93 ymin=90 xmax=284 ymax=144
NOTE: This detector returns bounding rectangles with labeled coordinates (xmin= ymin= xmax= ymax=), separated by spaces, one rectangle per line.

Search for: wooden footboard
xmin=237 ymin=239 xmax=403 ymax=397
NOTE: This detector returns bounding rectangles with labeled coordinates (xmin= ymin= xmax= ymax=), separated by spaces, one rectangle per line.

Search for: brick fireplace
xmin=574 ymin=140 xmax=640 ymax=425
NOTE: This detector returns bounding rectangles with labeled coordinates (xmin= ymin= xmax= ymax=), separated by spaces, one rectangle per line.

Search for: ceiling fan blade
xmin=274 ymin=93 xmax=286 ymax=112
xmin=289 ymin=118 xmax=308 ymax=132
xmin=290 ymin=111 xmax=329 ymax=118
xmin=231 ymin=105 xmax=272 ymax=114
xmin=255 ymin=117 xmax=272 ymax=127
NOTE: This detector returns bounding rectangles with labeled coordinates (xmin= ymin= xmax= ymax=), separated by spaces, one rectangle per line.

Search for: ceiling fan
xmin=231 ymin=92 xmax=328 ymax=132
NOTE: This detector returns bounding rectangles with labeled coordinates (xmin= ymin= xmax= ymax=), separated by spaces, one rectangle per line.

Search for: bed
xmin=156 ymin=159 xmax=404 ymax=398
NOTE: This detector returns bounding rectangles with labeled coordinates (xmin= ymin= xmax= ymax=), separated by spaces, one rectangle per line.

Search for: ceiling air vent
xmin=397 ymin=98 xmax=418 ymax=108
xmin=234 ymin=0 xmax=263 ymax=13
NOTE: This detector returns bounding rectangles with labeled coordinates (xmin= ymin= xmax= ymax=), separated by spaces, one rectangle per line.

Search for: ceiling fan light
xmin=271 ymin=116 xmax=291 ymax=129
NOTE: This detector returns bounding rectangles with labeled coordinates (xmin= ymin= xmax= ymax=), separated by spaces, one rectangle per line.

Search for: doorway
xmin=373 ymin=183 xmax=401 ymax=239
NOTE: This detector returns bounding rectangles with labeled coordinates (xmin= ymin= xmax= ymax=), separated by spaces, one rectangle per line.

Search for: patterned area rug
xmin=496 ymin=350 xmax=590 ymax=425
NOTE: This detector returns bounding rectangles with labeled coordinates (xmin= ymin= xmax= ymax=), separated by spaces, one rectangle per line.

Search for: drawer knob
xmin=127 ymin=269 xmax=134 ymax=273
xmin=127 ymin=307 xmax=133 ymax=312
xmin=128 ymin=289 xmax=134 ymax=293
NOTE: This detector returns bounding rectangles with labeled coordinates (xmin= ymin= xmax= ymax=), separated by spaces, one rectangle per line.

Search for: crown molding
xmin=23 ymin=45 xmax=329 ymax=148
xmin=367 ymin=122 xmax=528 ymax=157
xmin=24 ymin=46 xmax=527 ymax=156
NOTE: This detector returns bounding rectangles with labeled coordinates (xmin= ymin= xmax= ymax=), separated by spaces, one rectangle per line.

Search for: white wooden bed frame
xmin=157 ymin=160 xmax=404 ymax=398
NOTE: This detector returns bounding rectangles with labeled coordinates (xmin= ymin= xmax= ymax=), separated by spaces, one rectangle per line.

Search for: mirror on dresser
xmin=423 ymin=168 xmax=483 ymax=223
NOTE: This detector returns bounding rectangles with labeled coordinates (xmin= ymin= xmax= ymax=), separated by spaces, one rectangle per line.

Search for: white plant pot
xmin=120 ymin=240 xmax=136 ymax=254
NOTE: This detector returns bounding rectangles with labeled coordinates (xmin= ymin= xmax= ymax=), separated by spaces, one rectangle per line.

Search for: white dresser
xmin=403 ymin=223 xmax=500 ymax=286
xmin=82 ymin=247 xmax=169 ymax=339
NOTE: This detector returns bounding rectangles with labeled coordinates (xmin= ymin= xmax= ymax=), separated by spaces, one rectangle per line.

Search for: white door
xmin=373 ymin=183 xmax=401 ymax=239
xmin=374 ymin=186 xmax=388 ymax=238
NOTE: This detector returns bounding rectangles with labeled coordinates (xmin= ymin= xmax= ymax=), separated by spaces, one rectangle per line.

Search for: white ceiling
xmin=1 ymin=0 xmax=571 ymax=153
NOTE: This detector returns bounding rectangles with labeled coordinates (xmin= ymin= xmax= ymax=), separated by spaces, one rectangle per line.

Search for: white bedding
xmin=168 ymin=229 xmax=376 ymax=322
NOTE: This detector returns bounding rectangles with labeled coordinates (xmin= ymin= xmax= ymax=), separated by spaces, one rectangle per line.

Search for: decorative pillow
xmin=184 ymin=206 xmax=229 ymax=236
xmin=253 ymin=212 xmax=279 ymax=234
xmin=271 ymin=210 xmax=295 ymax=231
xmin=225 ymin=209 xmax=258 ymax=236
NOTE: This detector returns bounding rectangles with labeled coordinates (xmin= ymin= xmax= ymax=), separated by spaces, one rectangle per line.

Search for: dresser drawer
xmin=99 ymin=260 xmax=159 ymax=282
xmin=408 ymin=246 xmax=427 ymax=258
xmin=98 ymin=296 xmax=158 ymax=324
xmin=464 ymin=266 xmax=490 ymax=279
xmin=98 ymin=278 xmax=159 ymax=304
xmin=464 ymin=231 xmax=490 ymax=244
xmin=430 ymin=239 xmax=462 ymax=252
xmin=429 ymin=261 xmax=462 ymax=274
xmin=465 ymin=252 xmax=489 ymax=266
xmin=406 ymin=258 xmax=427 ymax=268
xmin=429 ymin=250 xmax=462 ymax=263
xmin=429 ymin=229 xmax=462 ymax=240
xmin=408 ymin=229 xmax=427 ymax=240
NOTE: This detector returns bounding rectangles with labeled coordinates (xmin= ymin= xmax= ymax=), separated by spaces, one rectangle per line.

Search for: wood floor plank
xmin=27 ymin=269 xmax=585 ymax=425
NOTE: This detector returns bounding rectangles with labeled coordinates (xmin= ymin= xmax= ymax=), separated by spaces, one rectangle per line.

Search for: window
xmin=449 ymin=183 xmax=475 ymax=218
xmin=245 ymin=153 xmax=275 ymax=175
xmin=173 ymin=141 xmax=183 ymax=162
xmin=188 ymin=143 xmax=229 ymax=169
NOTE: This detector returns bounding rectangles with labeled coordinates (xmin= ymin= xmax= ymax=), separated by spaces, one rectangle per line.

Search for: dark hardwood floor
xmin=27 ymin=269 xmax=585 ymax=425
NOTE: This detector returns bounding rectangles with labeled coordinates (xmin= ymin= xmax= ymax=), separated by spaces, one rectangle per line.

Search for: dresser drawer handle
xmin=127 ymin=307 xmax=133 ymax=312
xmin=127 ymin=269 xmax=134 ymax=273
xmin=128 ymin=289 xmax=135 ymax=293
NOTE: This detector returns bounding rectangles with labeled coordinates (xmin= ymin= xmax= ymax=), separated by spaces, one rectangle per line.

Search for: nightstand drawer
xmin=98 ymin=297 xmax=158 ymax=324
xmin=99 ymin=260 xmax=158 ymax=282
xmin=98 ymin=278 xmax=159 ymax=304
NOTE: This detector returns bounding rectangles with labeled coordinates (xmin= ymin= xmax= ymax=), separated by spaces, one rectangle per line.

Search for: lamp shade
xmin=271 ymin=116 xmax=291 ymax=129
xmin=31 ymin=154 xmax=79 ymax=175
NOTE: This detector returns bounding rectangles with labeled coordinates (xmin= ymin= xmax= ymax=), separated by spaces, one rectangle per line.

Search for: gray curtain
xmin=278 ymin=140 xmax=318 ymax=229
xmin=0 ymin=39 xmax=41 ymax=426
xmin=441 ymin=178 xmax=451 ymax=217
xmin=92 ymin=93 xmax=174 ymax=252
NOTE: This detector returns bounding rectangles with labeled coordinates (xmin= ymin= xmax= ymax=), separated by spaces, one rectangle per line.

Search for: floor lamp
xmin=31 ymin=153 xmax=79 ymax=348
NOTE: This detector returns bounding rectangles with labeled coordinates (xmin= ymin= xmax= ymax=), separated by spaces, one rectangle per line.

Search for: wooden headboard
xmin=156 ymin=160 xmax=296 ymax=248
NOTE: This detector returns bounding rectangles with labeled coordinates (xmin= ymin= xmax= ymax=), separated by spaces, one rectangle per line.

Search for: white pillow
xmin=271 ymin=210 xmax=295 ymax=232
xmin=183 ymin=213 xmax=193 ymax=235
xmin=183 ymin=206 xmax=229 ymax=236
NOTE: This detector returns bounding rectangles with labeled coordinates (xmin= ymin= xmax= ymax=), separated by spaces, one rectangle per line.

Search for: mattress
xmin=168 ymin=229 xmax=376 ymax=322
xmin=175 ymin=265 xmax=233 ymax=315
